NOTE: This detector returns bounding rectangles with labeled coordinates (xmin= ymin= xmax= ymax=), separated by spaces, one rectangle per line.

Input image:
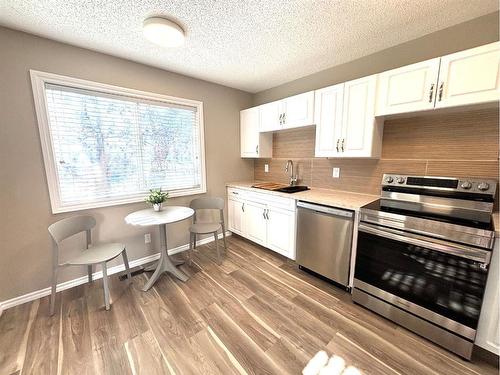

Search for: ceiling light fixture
xmin=143 ymin=17 xmax=185 ymax=47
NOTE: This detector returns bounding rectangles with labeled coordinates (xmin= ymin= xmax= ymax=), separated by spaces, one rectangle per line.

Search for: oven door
xmin=354 ymin=222 xmax=490 ymax=337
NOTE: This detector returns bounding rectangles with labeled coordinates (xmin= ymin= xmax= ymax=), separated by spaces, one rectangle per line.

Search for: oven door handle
xmin=359 ymin=223 xmax=491 ymax=265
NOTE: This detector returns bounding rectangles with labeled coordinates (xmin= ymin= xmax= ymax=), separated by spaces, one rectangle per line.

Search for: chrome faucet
xmin=285 ymin=160 xmax=298 ymax=186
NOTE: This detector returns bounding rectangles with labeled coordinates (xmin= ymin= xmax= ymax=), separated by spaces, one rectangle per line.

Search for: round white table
xmin=125 ymin=206 xmax=194 ymax=291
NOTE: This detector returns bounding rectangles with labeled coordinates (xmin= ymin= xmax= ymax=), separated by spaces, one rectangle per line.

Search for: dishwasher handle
xmin=297 ymin=201 xmax=353 ymax=218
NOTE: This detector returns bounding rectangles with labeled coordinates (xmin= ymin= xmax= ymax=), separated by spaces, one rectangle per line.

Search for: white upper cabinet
xmin=314 ymin=83 xmax=344 ymax=157
xmin=376 ymin=58 xmax=440 ymax=116
xmin=258 ymin=92 xmax=315 ymax=132
xmin=376 ymin=42 xmax=500 ymax=116
xmin=259 ymin=100 xmax=282 ymax=132
xmin=313 ymin=76 xmax=382 ymax=158
xmin=341 ymin=75 xmax=382 ymax=157
xmin=281 ymin=91 xmax=315 ymax=129
xmin=240 ymin=107 xmax=272 ymax=158
xmin=436 ymin=42 xmax=500 ymax=108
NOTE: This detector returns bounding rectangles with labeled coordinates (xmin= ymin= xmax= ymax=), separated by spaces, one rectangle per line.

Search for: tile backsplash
xmin=254 ymin=108 xmax=499 ymax=196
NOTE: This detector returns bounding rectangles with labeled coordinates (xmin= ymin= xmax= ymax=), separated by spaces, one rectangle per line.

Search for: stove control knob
xmin=396 ymin=177 xmax=405 ymax=184
xmin=385 ymin=176 xmax=394 ymax=183
xmin=460 ymin=181 xmax=472 ymax=190
xmin=477 ymin=182 xmax=490 ymax=191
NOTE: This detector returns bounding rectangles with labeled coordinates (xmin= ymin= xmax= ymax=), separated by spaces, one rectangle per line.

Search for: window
xmin=31 ymin=70 xmax=206 ymax=213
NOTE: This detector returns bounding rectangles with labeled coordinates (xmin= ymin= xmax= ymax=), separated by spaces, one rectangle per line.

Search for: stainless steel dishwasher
xmin=296 ymin=201 xmax=354 ymax=287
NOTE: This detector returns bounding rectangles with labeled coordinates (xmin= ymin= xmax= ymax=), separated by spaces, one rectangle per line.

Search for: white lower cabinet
xmin=227 ymin=188 xmax=297 ymax=259
xmin=476 ymin=239 xmax=500 ymax=355
xmin=228 ymin=198 xmax=244 ymax=235
xmin=266 ymin=206 xmax=296 ymax=257
xmin=244 ymin=201 xmax=267 ymax=246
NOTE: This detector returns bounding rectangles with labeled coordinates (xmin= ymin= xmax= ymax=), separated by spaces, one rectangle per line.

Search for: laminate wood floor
xmin=1 ymin=235 xmax=498 ymax=375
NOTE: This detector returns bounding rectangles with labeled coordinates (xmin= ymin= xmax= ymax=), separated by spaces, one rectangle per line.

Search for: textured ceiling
xmin=0 ymin=1 xmax=498 ymax=93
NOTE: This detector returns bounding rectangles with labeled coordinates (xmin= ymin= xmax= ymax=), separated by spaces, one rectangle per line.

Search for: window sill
xmin=51 ymin=187 xmax=207 ymax=214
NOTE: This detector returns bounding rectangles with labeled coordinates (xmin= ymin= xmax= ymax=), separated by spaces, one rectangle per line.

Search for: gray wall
xmin=254 ymin=12 xmax=499 ymax=105
xmin=0 ymin=26 xmax=254 ymax=302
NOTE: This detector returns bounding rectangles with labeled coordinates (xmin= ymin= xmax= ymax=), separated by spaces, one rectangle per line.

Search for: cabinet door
xmin=244 ymin=201 xmax=267 ymax=245
xmin=240 ymin=107 xmax=259 ymax=157
xmin=266 ymin=207 xmax=296 ymax=259
xmin=259 ymin=100 xmax=281 ymax=132
xmin=436 ymin=42 xmax=500 ymax=108
xmin=376 ymin=58 xmax=440 ymax=116
xmin=228 ymin=198 xmax=244 ymax=235
xmin=281 ymin=91 xmax=315 ymax=129
xmin=314 ymin=84 xmax=344 ymax=157
xmin=341 ymin=75 xmax=380 ymax=157
xmin=476 ymin=240 xmax=500 ymax=355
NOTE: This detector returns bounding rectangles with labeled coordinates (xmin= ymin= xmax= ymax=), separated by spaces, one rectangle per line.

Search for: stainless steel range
xmin=352 ymin=174 xmax=497 ymax=359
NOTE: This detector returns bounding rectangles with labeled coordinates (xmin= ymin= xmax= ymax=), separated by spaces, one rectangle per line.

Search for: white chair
xmin=48 ymin=215 xmax=131 ymax=315
xmin=189 ymin=197 xmax=227 ymax=264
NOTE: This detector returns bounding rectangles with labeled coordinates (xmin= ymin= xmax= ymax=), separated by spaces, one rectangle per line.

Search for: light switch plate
xmin=264 ymin=164 xmax=269 ymax=173
xmin=144 ymin=233 xmax=151 ymax=244
xmin=332 ymin=167 xmax=340 ymax=178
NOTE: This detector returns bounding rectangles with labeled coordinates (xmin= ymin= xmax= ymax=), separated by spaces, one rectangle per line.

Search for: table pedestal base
xmin=142 ymin=224 xmax=189 ymax=291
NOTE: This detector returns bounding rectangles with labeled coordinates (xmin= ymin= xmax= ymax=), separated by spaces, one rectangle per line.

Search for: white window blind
xmin=31 ymin=71 xmax=206 ymax=213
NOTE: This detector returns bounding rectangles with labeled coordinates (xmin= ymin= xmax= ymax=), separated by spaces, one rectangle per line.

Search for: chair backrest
xmin=48 ymin=215 xmax=96 ymax=244
xmin=190 ymin=197 xmax=224 ymax=210
xmin=190 ymin=197 xmax=225 ymax=224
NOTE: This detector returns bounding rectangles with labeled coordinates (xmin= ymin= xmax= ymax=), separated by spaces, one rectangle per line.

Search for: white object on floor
xmin=342 ymin=366 xmax=361 ymax=375
xmin=319 ymin=355 xmax=346 ymax=375
xmin=302 ymin=351 xmax=329 ymax=375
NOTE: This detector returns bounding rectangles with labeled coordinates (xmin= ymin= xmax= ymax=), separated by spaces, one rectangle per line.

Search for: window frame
xmin=30 ymin=70 xmax=207 ymax=213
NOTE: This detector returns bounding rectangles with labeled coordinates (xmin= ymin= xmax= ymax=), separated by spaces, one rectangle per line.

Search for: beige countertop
xmin=226 ymin=181 xmax=378 ymax=211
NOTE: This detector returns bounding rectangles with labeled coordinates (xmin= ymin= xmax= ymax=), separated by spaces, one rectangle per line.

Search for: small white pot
xmin=153 ymin=203 xmax=162 ymax=212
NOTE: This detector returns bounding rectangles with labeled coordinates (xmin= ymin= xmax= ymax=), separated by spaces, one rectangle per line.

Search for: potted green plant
xmin=145 ymin=188 xmax=169 ymax=212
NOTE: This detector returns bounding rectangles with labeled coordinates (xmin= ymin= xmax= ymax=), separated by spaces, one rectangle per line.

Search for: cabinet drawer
xmin=245 ymin=191 xmax=296 ymax=211
xmin=227 ymin=187 xmax=246 ymax=200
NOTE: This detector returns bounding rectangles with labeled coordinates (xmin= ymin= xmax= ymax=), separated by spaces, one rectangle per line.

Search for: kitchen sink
xmin=251 ymin=182 xmax=309 ymax=194
xmin=274 ymin=185 xmax=310 ymax=193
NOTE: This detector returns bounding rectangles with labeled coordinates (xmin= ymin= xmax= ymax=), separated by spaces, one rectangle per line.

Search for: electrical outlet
xmin=144 ymin=233 xmax=151 ymax=244
xmin=264 ymin=164 xmax=269 ymax=173
xmin=332 ymin=167 xmax=340 ymax=178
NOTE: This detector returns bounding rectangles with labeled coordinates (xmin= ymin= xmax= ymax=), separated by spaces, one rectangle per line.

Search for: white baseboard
xmin=0 ymin=231 xmax=231 ymax=314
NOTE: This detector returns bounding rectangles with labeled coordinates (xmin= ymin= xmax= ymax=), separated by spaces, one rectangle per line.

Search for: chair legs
xmin=122 ymin=250 xmax=132 ymax=284
xmin=214 ymin=232 xmax=221 ymax=265
xmin=221 ymin=223 xmax=227 ymax=250
xmin=50 ymin=266 xmax=58 ymax=316
xmin=101 ymin=262 xmax=110 ymax=311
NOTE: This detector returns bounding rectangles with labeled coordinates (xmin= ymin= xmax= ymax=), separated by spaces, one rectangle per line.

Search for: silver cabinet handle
xmin=262 ymin=209 xmax=266 ymax=219
xmin=438 ymin=82 xmax=444 ymax=101
xmin=279 ymin=113 xmax=283 ymax=125
xmin=241 ymin=203 xmax=245 ymax=212
xmin=341 ymin=138 xmax=345 ymax=152
xmin=336 ymin=139 xmax=340 ymax=152
xmin=256 ymin=145 xmax=259 ymax=154
xmin=265 ymin=209 xmax=269 ymax=220
xmin=429 ymin=83 xmax=435 ymax=103
xmin=283 ymin=112 xmax=286 ymax=125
